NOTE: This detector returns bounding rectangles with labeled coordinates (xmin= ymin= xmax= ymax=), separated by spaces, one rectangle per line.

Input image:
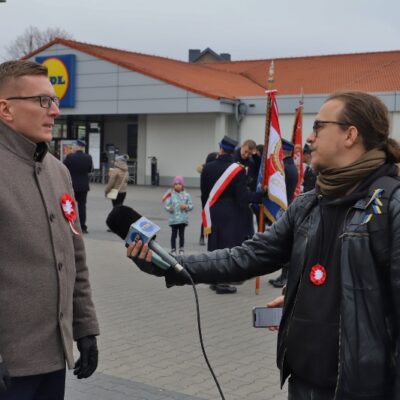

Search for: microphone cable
xmin=180 ymin=269 xmax=226 ymax=400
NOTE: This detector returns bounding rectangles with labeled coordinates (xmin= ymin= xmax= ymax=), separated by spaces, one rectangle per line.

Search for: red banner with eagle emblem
xmin=291 ymin=102 xmax=304 ymax=198
xmin=257 ymin=90 xmax=287 ymax=223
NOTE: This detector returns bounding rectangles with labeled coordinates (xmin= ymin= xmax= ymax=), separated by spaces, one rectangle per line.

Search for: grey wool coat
xmin=0 ymin=121 xmax=99 ymax=377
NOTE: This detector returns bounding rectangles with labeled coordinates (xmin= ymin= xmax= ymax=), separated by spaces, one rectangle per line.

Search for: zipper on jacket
xmin=333 ymin=206 xmax=353 ymax=399
xmin=333 ymin=314 xmax=342 ymax=400
xmin=280 ymin=233 xmax=309 ymax=388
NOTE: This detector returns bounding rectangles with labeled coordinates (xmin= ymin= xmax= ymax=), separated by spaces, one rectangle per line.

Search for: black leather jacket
xmin=168 ymin=188 xmax=400 ymax=399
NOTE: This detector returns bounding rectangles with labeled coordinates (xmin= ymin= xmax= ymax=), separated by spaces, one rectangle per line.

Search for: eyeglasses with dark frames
xmin=312 ymin=120 xmax=350 ymax=136
xmin=6 ymin=95 xmax=60 ymax=109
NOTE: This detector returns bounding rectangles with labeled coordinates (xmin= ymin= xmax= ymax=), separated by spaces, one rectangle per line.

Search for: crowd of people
xmin=3 ymin=58 xmax=400 ymax=400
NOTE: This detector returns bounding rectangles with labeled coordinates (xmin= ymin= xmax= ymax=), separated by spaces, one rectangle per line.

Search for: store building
xmin=26 ymin=38 xmax=400 ymax=186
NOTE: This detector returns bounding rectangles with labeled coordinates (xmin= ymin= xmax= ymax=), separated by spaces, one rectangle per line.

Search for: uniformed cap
xmin=219 ymin=135 xmax=238 ymax=152
xmin=282 ymin=138 xmax=294 ymax=152
xmin=76 ymin=139 xmax=86 ymax=147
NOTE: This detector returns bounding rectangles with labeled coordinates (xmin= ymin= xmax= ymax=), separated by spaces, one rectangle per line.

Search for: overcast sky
xmin=1 ymin=0 xmax=400 ymax=62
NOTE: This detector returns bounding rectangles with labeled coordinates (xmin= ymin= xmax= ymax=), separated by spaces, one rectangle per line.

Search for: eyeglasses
xmin=312 ymin=120 xmax=350 ymax=136
xmin=6 ymin=95 xmax=60 ymax=109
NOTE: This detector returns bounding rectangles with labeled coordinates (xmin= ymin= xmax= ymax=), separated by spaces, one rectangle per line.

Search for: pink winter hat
xmin=173 ymin=176 xmax=185 ymax=186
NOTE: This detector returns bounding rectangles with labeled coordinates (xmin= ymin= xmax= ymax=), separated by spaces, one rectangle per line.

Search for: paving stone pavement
xmin=66 ymin=184 xmax=288 ymax=400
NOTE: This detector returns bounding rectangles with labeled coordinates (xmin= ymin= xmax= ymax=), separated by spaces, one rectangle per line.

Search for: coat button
xmin=58 ymin=262 xmax=63 ymax=271
xmin=36 ymin=166 xmax=41 ymax=174
xmin=49 ymin=213 xmax=55 ymax=222
xmin=59 ymin=312 xmax=63 ymax=320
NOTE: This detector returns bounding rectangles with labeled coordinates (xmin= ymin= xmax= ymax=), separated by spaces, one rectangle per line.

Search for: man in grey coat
xmin=0 ymin=60 xmax=99 ymax=399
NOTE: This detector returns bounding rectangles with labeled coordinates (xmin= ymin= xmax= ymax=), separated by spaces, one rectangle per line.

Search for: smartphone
xmin=252 ymin=307 xmax=282 ymax=328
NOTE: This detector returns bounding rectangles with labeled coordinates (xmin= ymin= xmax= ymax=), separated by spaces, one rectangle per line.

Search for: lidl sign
xmin=36 ymin=54 xmax=76 ymax=108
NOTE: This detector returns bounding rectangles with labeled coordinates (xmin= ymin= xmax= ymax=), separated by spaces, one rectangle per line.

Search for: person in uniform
xmin=233 ymin=139 xmax=258 ymax=238
xmin=64 ymin=140 xmax=93 ymax=234
xmin=201 ymin=135 xmax=262 ymax=294
xmin=302 ymin=143 xmax=317 ymax=192
xmin=197 ymin=152 xmax=219 ymax=245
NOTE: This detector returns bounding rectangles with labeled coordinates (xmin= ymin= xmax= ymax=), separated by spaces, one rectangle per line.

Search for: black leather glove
xmin=0 ymin=355 xmax=11 ymax=392
xmin=74 ymin=336 xmax=98 ymax=379
xmin=132 ymin=256 xmax=167 ymax=277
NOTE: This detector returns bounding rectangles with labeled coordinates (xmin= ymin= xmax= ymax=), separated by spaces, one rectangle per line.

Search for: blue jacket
xmin=164 ymin=190 xmax=193 ymax=226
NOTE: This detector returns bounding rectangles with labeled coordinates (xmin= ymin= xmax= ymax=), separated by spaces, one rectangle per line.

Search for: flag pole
xmin=291 ymin=89 xmax=304 ymax=198
xmin=255 ymin=61 xmax=275 ymax=295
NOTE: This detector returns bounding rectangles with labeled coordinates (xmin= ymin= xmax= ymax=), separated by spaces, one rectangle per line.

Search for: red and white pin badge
xmin=309 ymin=264 xmax=327 ymax=286
xmin=60 ymin=193 xmax=80 ymax=235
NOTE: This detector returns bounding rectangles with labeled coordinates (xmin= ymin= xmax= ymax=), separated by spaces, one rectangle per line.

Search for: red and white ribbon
xmin=60 ymin=193 xmax=80 ymax=235
xmin=201 ymin=163 xmax=243 ymax=235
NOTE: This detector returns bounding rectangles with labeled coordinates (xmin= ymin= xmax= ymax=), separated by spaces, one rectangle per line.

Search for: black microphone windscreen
xmin=106 ymin=205 xmax=142 ymax=240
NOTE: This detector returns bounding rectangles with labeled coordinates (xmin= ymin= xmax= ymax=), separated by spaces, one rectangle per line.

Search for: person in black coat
xmin=64 ymin=140 xmax=93 ymax=234
xmin=282 ymin=140 xmax=299 ymax=204
xmin=201 ymin=136 xmax=262 ymax=294
xmin=233 ymin=139 xmax=259 ymax=192
xmin=269 ymin=139 xmax=298 ymax=288
xmin=198 ymin=152 xmax=219 ymax=246
xmin=302 ymin=144 xmax=317 ymax=192
xmin=233 ymin=139 xmax=258 ymax=237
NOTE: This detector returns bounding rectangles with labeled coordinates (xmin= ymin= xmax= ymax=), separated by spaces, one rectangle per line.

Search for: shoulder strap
xmin=367 ymin=175 xmax=400 ymax=268
xmin=201 ymin=163 xmax=244 ymax=235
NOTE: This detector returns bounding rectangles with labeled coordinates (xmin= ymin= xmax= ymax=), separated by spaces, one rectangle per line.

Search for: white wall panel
xmin=146 ymin=114 xmax=216 ymax=184
xmin=118 ymin=84 xmax=187 ymax=100
xmin=77 ymin=87 xmax=118 ymax=101
xmin=118 ymin=72 xmax=166 ymax=86
xmin=77 ymin=73 xmax=118 ymax=88
xmin=118 ymin=99 xmax=188 ymax=114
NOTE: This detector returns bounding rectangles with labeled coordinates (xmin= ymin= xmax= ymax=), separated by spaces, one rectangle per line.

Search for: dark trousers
xmin=112 ymin=192 xmax=126 ymax=207
xmin=288 ymin=377 xmax=334 ymax=400
xmin=74 ymin=191 xmax=88 ymax=230
xmin=0 ymin=368 xmax=66 ymax=400
xmin=278 ymin=264 xmax=288 ymax=280
xmin=170 ymin=223 xmax=185 ymax=250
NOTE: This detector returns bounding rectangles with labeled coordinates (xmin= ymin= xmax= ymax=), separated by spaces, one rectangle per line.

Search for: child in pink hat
xmin=164 ymin=176 xmax=193 ymax=256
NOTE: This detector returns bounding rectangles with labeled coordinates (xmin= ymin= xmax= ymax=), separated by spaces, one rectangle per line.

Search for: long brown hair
xmin=327 ymin=91 xmax=400 ymax=163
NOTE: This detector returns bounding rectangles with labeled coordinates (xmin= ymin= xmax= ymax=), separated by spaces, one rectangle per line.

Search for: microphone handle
xmin=148 ymin=240 xmax=185 ymax=273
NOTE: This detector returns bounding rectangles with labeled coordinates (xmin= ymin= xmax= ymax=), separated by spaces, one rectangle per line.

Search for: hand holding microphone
xmin=126 ymin=240 xmax=166 ymax=277
xmin=106 ymin=205 xmax=189 ymax=279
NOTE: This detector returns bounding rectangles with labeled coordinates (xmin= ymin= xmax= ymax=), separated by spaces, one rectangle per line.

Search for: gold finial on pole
xmin=268 ymin=60 xmax=275 ymax=88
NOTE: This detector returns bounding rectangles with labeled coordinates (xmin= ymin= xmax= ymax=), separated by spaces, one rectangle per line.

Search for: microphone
xmin=107 ymin=209 xmax=223 ymax=399
xmin=106 ymin=205 xmax=186 ymax=274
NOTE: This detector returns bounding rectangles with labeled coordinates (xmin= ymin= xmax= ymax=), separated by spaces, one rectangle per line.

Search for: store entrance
xmin=50 ymin=117 xmax=102 ymax=160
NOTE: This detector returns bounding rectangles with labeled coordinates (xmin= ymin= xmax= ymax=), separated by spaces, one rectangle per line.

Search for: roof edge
xmin=23 ymin=38 xmax=236 ymax=101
